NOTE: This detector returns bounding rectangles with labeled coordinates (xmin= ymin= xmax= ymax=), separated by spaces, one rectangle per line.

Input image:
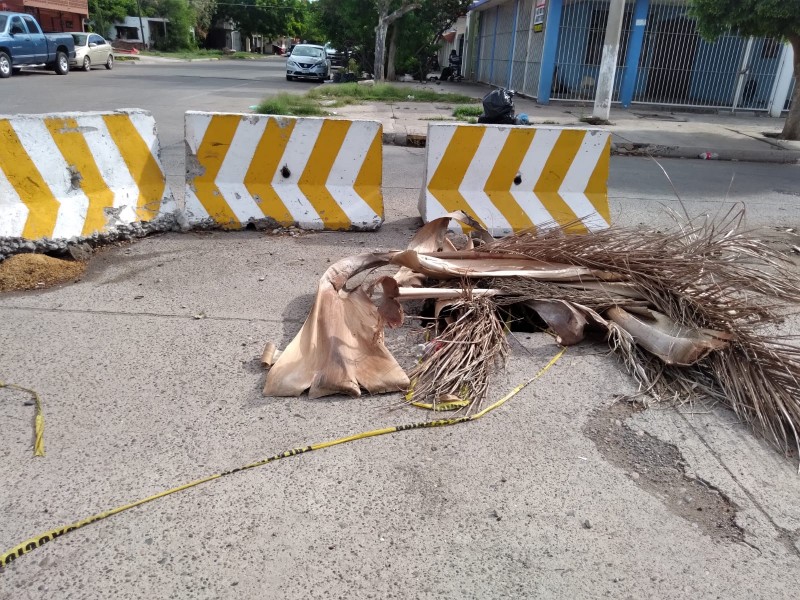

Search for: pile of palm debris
xmin=262 ymin=211 xmax=800 ymax=457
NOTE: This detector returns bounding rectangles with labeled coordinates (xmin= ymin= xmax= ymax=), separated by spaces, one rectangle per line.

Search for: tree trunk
xmin=780 ymin=36 xmax=800 ymax=141
xmin=386 ymin=24 xmax=399 ymax=81
xmin=374 ymin=2 xmax=420 ymax=82
xmin=374 ymin=17 xmax=388 ymax=81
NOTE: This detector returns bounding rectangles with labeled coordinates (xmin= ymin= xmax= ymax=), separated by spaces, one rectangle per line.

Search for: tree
xmin=373 ymin=0 xmax=420 ymax=81
xmin=216 ymin=0 xmax=305 ymax=46
xmin=391 ymin=0 xmax=470 ymax=81
xmin=150 ymin=0 xmax=196 ymax=50
xmin=689 ymin=0 xmax=800 ymax=140
xmin=317 ymin=0 xmax=376 ymax=73
xmin=89 ymin=0 xmax=137 ymax=37
xmin=188 ymin=0 xmax=217 ymax=41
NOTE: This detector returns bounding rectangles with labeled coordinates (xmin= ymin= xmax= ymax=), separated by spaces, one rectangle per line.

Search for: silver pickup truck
xmin=0 ymin=11 xmax=76 ymax=78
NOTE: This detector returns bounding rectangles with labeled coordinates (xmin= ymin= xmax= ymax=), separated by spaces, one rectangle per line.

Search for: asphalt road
xmin=2 ymin=57 xmax=797 ymax=232
xmin=2 ymin=59 xmax=800 ymax=599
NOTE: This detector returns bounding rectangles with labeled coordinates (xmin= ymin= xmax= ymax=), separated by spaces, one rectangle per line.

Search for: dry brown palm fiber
xmin=262 ymin=209 xmax=800 ymax=460
xmin=405 ymin=292 xmax=508 ymax=414
xmin=481 ymin=215 xmax=800 ymax=456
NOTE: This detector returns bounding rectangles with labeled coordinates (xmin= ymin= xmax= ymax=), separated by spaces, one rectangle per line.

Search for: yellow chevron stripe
xmin=298 ymin=120 xmax=352 ymax=229
xmin=102 ymin=114 xmax=165 ymax=221
xmin=353 ymin=128 xmax=383 ymax=218
xmin=428 ymin=127 xmax=487 ymax=227
xmin=534 ymin=130 xmax=587 ymax=233
xmin=190 ymin=115 xmax=241 ymax=228
xmin=45 ymin=117 xmax=114 ymax=236
xmin=484 ymin=128 xmax=536 ymax=232
xmin=244 ymin=118 xmax=297 ymax=225
xmin=0 ymin=120 xmax=60 ymax=239
xmin=584 ymin=135 xmax=611 ymax=225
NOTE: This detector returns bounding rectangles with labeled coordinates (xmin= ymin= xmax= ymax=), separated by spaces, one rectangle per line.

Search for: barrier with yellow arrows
xmin=420 ymin=124 xmax=611 ymax=236
xmin=184 ymin=112 xmax=384 ymax=231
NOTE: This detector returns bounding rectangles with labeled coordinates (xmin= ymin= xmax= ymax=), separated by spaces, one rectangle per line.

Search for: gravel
xmin=0 ymin=216 xmax=181 ymax=263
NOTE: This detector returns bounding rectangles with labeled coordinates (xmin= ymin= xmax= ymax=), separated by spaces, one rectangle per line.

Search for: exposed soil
xmin=0 ymin=254 xmax=86 ymax=292
xmin=585 ymin=401 xmax=743 ymax=543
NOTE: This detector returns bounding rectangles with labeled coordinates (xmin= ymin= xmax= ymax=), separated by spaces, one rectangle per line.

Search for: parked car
xmin=70 ymin=32 xmax=113 ymax=71
xmin=286 ymin=43 xmax=330 ymax=82
xmin=0 ymin=11 xmax=76 ymax=78
xmin=324 ymin=43 xmax=346 ymax=68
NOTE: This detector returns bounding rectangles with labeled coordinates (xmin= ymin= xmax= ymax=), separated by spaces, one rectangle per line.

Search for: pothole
xmin=585 ymin=400 xmax=743 ymax=543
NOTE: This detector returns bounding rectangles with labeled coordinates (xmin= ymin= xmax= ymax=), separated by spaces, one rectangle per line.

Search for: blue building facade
xmin=466 ymin=0 xmax=795 ymax=113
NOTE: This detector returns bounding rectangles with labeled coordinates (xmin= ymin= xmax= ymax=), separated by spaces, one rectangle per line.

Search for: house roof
xmin=469 ymin=0 xmax=509 ymax=12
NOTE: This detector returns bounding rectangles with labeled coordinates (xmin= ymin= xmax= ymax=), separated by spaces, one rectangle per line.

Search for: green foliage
xmin=188 ymin=0 xmax=217 ymax=38
xmin=294 ymin=0 xmax=325 ymax=43
xmin=452 ymin=105 xmax=482 ymax=119
xmin=215 ymin=0 xmax=306 ymax=40
xmin=89 ymin=0 xmax=137 ymax=36
xmin=688 ymin=0 xmax=800 ymax=40
xmin=149 ymin=0 xmax=196 ymax=50
xmin=394 ymin=0 xmax=471 ymax=80
xmin=316 ymin=0 xmax=377 ymax=73
xmin=255 ymin=93 xmax=329 ymax=116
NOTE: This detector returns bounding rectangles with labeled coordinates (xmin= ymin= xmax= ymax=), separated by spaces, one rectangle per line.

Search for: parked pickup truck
xmin=0 ymin=11 xmax=76 ymax=78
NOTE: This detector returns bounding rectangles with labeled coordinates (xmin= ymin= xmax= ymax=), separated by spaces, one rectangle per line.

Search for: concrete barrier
xmin=420 ymin=124 xmax=611 ymax=236
xmin=0 ymin=109 xmax=175 ymax=240
xmin=184 ymin=112 xmax=384 ymax=231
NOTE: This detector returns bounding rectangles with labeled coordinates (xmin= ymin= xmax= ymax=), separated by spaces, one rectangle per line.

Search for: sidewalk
xmin=333 ymin=80 xmax=800 ymax=164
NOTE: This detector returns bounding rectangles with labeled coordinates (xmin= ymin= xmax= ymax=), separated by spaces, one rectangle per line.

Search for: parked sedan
xmin=286 ymin=44 xmax=330 ymax=82
xmin=69 ymin=32 xmax=113 ymax=71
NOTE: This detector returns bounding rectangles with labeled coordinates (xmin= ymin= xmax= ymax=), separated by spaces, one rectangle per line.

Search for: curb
xmin=381 ymin=131 xmax=800 ymax=164
xmin=611 ymin=143 xmax=800 ymax=164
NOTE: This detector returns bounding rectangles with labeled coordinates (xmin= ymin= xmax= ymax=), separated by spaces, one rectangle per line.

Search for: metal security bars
xmin=551 ymin=0 xmax=634 ymax=101
xmin=475 ymin=0 xmax=547 ymax=98
xmin=632 ymin=2 xmax=784 ymax=111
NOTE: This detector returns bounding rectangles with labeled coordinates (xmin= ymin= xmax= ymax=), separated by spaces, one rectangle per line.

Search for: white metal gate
xmin=551 ymin=0 xmax=634 ymax=101
xmin=632 ymin=2 xmax=784 ymax=111
xmin=475 ymin=0 xmax=546 ymax=97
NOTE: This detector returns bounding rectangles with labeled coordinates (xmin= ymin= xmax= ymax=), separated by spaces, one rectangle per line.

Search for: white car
xmin=286 ymin=44 xmax=330 ymax=82
xmin=69 ymin=32 xmax=113 ymax=71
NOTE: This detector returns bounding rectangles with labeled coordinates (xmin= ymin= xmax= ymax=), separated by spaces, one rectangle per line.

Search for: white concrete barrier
xmin=184 ymin=112 xmax=384 ymax=231
xmin=0 ymin=109 xmax=175 ymax=240
xmin=421 ymin=123 xmax=611 ymax=236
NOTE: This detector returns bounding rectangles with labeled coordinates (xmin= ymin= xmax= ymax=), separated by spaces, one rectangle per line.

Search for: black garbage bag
xmin=477 ymin=88 xmax=516 ymax=124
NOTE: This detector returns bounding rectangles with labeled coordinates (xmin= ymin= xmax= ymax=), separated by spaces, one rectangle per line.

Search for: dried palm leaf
xmin=263 ymin=252 xmax=409 ymax=398
xmin=405 ymin=293 xmax=508 ymax=413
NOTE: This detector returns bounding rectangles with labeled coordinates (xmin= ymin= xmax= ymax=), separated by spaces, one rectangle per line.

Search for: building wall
xmin=471 ymin=0 xmax=794 ymax=112
xmin=1 ymin=0 xmax=88 ymax=31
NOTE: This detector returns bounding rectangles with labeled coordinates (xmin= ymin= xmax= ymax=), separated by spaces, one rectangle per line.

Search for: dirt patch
xmin=585 ymin=401 xmax=743 ymax=543
xmin=0 ymin=254 xmax=86 ymax=292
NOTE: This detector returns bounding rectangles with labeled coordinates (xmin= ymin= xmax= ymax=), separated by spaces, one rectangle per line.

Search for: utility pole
xmin=592 ymin=0 xmax=625 ymax=122
xmin=136 ymin=0 xmax=146 ymax=50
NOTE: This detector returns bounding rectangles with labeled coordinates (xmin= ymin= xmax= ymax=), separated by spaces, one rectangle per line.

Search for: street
xmin=2 ymin=58 xmax=797 ymax=232
xmin=1 ymin=59 xmax=800 ymax=599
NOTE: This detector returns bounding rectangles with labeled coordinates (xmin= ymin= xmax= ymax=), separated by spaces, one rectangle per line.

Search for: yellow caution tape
xmin=0 ymin=347 xmax=565 ymax=569
xmin=0 ymin=381 xmax=45 ymax=457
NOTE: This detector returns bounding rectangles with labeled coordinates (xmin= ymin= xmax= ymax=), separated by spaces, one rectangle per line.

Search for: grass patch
xmin=140 ymin=49 xmax=255 ymax=60
xmin=254 ymin=93 xmax=328 ymax=117
xmin=453 ymin=105 xmax=483 ymax=119
xmin=422 ymin=116 xmax=456 ymax=121
xmin=308 ymin=83 xmax=478 ymax=105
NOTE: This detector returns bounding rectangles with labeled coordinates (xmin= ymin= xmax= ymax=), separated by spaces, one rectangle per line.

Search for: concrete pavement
xmin=333 ymin=80 xmax=800 ymax=164
xmin=2 ymin=147 xmax=800 ymax=598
